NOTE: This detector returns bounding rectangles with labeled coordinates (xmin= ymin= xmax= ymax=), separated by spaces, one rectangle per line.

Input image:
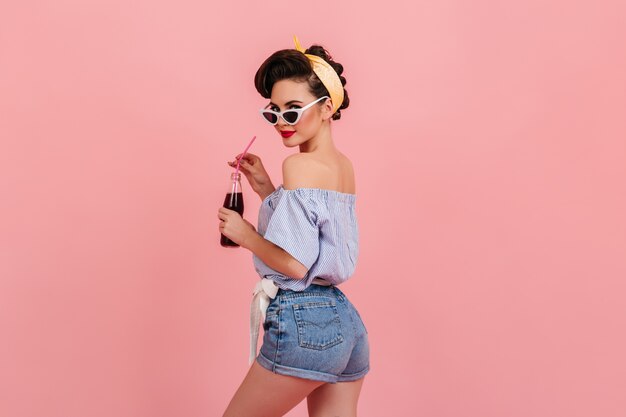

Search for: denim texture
xmin=257 ymin=283 xmax=369 ymax=383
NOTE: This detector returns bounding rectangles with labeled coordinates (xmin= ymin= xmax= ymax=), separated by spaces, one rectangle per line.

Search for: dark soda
xmin=220 ymin=192 xmax=244 ymax=247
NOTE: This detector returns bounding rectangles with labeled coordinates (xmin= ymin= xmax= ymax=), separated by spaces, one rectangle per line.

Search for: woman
xmin=218 ymin=36 xmax=369 ymax=417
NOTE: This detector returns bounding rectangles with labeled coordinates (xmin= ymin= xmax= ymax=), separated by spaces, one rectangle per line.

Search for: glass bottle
xmin=220 ymin=172 xmax=244 ymax=247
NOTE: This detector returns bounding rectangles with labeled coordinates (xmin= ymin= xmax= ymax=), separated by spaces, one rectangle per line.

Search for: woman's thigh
xmin=223 ymin=361 xmax=324 ymax=417
xmin=306 ymin=377 xmax=365 ymax=417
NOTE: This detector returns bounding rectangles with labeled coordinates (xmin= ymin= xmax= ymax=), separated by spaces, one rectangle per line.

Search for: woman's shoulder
xmin=282 ymin=152 xmax=334 ymax=172
xmin=282 ymin=153 xmax=327 ymax=190
xmin=282 ymin=152 xmax=355 ymax=192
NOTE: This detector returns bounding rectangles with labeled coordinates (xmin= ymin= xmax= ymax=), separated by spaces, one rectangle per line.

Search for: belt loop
xmin=333 ymin=285 xmax=345 ymax=301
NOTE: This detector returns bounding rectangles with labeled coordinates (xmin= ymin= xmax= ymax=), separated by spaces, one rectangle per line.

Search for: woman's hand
xmin=228 ymin=153 xmax=275 ymax=197
xmin=218 ymin=207 xmax=257 ymax=248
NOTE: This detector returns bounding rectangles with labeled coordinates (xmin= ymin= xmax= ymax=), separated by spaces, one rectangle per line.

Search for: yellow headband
xmin=293 ymin=35 xmax=344 ymax=115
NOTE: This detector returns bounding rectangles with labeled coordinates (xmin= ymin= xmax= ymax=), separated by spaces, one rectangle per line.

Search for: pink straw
xmin=235 ymin=135 xmax=257 ymax=176
xmin=228 ymin=136 xmax=256 ymax=208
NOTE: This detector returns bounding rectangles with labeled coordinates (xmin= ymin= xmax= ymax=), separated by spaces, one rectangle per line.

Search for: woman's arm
xmin=219 ymin=208 xmax=308 ymax=279
xmin=242 ymin=233 xmax=308 ymax=279
xmin=257 ymin=185 xmax=276 ymax=202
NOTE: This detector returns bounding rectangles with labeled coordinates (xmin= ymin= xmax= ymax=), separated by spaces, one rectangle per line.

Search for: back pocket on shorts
xmin=292 ymin=300 xmax=344 ymax=350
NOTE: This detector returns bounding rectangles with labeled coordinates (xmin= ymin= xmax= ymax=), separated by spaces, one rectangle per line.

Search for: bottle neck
xmin=229 ymin=172 xmax=242 ymax=194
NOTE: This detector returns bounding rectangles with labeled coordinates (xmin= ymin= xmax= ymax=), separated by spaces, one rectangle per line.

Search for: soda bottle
xmin=220 ymin=172 xmax=244 ymax=247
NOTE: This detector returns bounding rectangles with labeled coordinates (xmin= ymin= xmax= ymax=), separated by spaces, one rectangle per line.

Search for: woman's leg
xmin=306 ymin=377 xmax=365 ymax=417
xmin=223 ymin=361 xmax=325 ymax=417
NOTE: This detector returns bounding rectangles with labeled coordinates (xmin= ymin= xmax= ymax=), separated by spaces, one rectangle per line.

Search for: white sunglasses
xmin=259 ymin=96 xmax=330 ymax=126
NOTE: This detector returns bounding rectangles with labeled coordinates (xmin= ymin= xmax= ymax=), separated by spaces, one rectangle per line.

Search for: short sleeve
xmin=263 ymin=189 xmax=320 ymax=272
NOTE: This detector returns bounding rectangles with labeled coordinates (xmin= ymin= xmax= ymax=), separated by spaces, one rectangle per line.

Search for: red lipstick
xmin=280 ymin=131 xmax=295 ymax=138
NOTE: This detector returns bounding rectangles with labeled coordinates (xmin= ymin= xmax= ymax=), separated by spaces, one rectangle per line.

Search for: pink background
xmin=1 ymin=1 xmax=625 ymax=416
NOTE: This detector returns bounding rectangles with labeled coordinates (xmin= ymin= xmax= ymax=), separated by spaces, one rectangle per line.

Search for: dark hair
xmin=254 ymin=44 xmax=350 ymax=121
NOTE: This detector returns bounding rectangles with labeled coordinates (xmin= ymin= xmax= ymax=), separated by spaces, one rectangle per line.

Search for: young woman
xmin=217 ymin=36 xmax=369 ymax=417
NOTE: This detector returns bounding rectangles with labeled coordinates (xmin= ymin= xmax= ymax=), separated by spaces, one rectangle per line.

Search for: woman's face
xmin=267 ymin=78 xmax=333 ymax=147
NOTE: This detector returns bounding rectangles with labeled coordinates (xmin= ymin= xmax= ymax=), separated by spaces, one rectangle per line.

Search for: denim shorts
xmin=256 ymin=283 xmax=370 ymax=383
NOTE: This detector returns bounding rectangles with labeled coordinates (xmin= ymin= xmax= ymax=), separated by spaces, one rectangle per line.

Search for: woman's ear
xmin=321 ymin=97 xmax=334 ymax=121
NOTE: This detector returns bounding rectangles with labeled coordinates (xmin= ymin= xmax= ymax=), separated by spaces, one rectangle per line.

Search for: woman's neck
xmin=299 ymin=122 xmax=335 ymax=153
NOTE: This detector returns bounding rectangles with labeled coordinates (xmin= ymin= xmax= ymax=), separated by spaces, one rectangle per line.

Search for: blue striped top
xmin=252 ymin=184 xmax=359 ymax=291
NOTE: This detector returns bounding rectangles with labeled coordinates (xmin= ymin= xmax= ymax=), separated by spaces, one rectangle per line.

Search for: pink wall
xmin=1 ymin=1 xmax=625 ymax=416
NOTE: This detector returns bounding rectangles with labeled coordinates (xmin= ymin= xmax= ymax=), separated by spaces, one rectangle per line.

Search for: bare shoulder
xmin=282 ymin=153 xmax=326 ymax=190
xmin=338 ymin=152 xmax=355 ymax=176
xmin=283 ymin=151 xmax=356 ymax=193
xmin=338 ymin=152 xmax=357 ymax=193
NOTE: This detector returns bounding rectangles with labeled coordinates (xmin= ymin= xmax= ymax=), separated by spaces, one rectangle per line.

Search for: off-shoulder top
xmin=252 ymin=184 xmax=359 ymax=291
